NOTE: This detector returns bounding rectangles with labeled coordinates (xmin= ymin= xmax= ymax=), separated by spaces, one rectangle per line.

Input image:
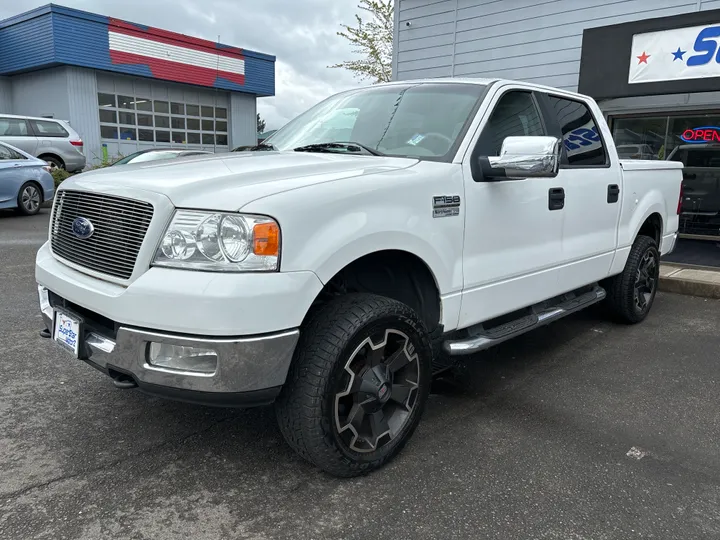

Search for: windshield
xmin=113 ymin=151 xmax=183 ymax=166
xmin=265 ymin=83 xmax=487 ymax=160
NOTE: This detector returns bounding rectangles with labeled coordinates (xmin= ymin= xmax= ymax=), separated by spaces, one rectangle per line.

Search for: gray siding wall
xmin=11 ymin=67 xmax=70 ymax=119
xmin=394 ymin=0 xmax=720 ymax=89
xmin=67 ymin=67 xmax=100 ymax=165
xmin=229 ymin=92 xmax=257 ymax=148
xmin=0 ymin=76 xmax=11 ymax=112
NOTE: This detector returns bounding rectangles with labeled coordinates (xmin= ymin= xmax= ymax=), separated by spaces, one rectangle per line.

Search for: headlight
xmin=153 ymin=210 xmax=280 ymax=272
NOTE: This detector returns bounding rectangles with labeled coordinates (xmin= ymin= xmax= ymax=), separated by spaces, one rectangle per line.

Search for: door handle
xmin=548 ymin=187 xmax=564 ymax=210
xmin=607 ymin=184 xmax=620 ymax=203
xmin=683 ymin=172 xmax=696 ymax=180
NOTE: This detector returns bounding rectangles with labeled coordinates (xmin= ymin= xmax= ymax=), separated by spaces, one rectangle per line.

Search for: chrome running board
xmin=443 ymin=286 xmax=606 ymax=356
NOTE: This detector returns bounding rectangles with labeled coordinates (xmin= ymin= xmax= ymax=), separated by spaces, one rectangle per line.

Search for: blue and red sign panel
xmin=0 ymin=5 xmax=275 ymax=96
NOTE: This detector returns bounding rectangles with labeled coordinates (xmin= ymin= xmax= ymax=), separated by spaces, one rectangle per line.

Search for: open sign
xmin=681 ymin=126 xmax=720 ymax=143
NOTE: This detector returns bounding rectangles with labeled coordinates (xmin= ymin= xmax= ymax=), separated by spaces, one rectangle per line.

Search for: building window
xmin=100 ymin=125 xmax=118 ymax=139
xmin=98 ymin=92 xmax=229 ymax=148
xmin=154 ymin=101 xmax=169 ymax=114
xmin=99 ymin=109 xmax=117 ymax=123
xmin=98 ymin=93 xmax=116 ymax=108
xmin=118 ymin=112 xmax=135 ymax=126
xmin=118 ymin=95 xmax=135 ymax=110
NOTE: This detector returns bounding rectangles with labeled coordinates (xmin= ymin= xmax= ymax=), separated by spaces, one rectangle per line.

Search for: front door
xmin=537 ymin=93 xmax=622 ymax=291
xmin=458 ymin=87 xmax=566 ymax=329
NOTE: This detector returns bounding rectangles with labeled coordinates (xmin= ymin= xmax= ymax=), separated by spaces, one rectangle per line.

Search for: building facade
xmin=0 ymin=4 xmax=275 ymax=165
xmin=392 ymin=0 xmax=720 ymax=161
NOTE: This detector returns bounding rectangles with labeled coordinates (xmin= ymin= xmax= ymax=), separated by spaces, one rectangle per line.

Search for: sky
xmin=0 ymin=0 xmax=367 ymax=130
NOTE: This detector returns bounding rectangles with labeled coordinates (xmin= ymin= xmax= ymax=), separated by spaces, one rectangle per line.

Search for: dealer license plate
xmin=54 ymin=310 xmax=81 ymax=356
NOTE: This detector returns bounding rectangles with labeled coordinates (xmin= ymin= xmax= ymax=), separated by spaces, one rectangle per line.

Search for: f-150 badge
xmin=433 ymin=195 xmax=461 ymax=218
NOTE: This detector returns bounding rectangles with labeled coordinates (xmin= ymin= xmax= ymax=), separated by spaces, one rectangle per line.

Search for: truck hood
xmin=64 ymin=151 xmax=419 ymax=210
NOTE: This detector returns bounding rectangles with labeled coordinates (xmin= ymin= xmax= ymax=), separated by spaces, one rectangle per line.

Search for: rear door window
xmin=545 ymin=96 xmax=608 ymax=167
xmin=29 ymin=120 xmax=69 ymax=138
xmin=0 ymin=117 xmax=31 ymax=137
xmin=0 ymin=144 xmax=26 ymax=160
xmin=686 ymin=148 xmax=720 ymax=167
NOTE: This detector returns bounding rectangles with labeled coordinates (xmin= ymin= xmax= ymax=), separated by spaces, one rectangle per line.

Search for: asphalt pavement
xmin=2 ymin=210 xmax=720 ymax=540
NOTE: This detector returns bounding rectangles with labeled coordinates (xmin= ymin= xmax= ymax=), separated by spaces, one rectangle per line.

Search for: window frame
xmin=537 ymin=93 xmax=610 ymax=169
xmin=29 ymin=119 xmax=70 ymax=138
xmin=0 ymin=117 xmax=33 ymax=137
xmin=0 ymin=142 xmax=27 ymax=160
xmin=470 ymin=88 xmax=549 ymax=180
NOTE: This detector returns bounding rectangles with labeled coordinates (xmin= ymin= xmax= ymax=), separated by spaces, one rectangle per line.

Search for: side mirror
xmin=476 ymin=136 xmax=561 ymax=181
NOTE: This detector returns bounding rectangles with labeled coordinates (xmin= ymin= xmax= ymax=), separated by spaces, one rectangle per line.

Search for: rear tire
xmin=16 ymin=182 xmax=42 ymax=216
xmin=604 ymin=235 xmax=660 ymax=324
xmin=41 ymin=156 xmax=64 ymax=170
xmin=275 ymin=293 xmax=432 ymax=477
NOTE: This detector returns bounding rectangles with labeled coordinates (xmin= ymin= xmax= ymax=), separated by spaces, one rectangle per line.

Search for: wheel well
xmin=311 ymin=250 xmax=442 ymax=334
xmin=638 ymin=213 xmax=662 ymax=246
xmin=38 ymin=153 xmax=65 ymax=168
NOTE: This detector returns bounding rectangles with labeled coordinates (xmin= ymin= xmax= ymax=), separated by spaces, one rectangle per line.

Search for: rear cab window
xmin=671 ymin=147 xmax=720 ymax=167
xmin=29 ymin=120 xmax=69 ymax=138
xmin=542 ymin=95 xmax=609 ymax=167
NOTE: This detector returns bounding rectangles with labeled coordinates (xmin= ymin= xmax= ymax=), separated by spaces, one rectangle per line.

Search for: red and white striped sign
xmin=108 ymin=19 xmax=245 ymax=87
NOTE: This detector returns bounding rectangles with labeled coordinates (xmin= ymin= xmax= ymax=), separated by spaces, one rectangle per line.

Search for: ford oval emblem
xmin=71 ymin=217 xmax=94 ymax=239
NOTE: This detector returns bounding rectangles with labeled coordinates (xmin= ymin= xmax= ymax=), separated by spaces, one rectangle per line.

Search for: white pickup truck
xmin=36 ymin=79 xmax=683 ymax=477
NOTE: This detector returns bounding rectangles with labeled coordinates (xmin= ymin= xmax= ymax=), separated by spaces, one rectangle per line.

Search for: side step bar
xmin=443 ymin=286 xmax=606 ymax=356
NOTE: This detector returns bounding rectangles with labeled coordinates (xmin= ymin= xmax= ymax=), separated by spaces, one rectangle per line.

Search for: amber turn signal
xmin=253 ymin=222 xmax=280 ymax=256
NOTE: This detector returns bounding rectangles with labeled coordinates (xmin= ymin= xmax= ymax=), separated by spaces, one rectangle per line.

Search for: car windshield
xmin=264 ymin=83 xmax=487 ymax=160
xmin=113 ymin=151 xmax=183 ymax=166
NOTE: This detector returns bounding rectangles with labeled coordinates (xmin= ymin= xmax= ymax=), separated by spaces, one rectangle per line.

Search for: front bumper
xmin=39 ymin=286 xmax=299 ymax=407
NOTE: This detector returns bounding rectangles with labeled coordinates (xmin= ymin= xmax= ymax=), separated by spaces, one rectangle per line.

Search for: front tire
xmin=604 ymin=235 xmax=660 ymax=324
xmin=275 ymin=293 xmax=432 ymax=477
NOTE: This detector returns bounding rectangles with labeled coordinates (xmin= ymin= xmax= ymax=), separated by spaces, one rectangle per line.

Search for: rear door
xmin=0 ymin=143 xmax=29 ymax=205
xmin=0 ymin=117 xmax=38 ymax=155
xmin=536 ymin=93 xmax=622 ymax=290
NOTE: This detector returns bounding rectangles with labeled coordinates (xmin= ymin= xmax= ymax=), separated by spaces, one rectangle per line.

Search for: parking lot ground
xmin=2 ymin=210 xmax=720 ymax=540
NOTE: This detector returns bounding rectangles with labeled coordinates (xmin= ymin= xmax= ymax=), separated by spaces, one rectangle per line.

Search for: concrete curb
xmin=659 ymin=264 xmax=720 ymax=300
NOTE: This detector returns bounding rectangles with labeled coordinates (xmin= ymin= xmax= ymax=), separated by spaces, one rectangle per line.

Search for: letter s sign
xmin=687 ymin=26 xmax=720 ymax=66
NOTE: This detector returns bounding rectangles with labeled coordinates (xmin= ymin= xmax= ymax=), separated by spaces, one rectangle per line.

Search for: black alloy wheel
xmin=634 ymin=248 xmax=658 ymax=313
xmin=334 ymin=328 xmax=420 ymax=453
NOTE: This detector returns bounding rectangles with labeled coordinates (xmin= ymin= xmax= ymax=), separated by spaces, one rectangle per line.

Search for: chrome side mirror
xmin=477 ymin=136 xmax=561 ymax=181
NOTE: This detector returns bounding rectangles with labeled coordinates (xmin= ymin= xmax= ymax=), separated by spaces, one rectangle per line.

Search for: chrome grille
xmin=50 ymin=190 xmax=154 ymax=279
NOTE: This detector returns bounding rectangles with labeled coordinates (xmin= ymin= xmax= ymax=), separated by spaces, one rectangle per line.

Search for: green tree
xmin=331 ymin=0 xmax=394 ymax=83
xmin=257 ymin=113 xmax=266 ymax=134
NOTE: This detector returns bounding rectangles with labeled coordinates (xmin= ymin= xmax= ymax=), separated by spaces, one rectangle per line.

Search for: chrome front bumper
xmin=39 ymin=286 xmax=299 ymax=406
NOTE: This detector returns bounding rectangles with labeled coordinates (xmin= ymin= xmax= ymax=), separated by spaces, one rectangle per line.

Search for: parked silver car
xmin=0 ymin=114 xmax=86 ymax=172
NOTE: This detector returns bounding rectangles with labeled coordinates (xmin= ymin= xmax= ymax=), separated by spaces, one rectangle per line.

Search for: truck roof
xmin=377 ymin=77 xmax=590 ymax=100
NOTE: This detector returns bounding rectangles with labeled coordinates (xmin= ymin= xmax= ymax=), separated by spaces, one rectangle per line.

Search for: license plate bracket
xmin=53 ymin=309 xmax=83 ymax=357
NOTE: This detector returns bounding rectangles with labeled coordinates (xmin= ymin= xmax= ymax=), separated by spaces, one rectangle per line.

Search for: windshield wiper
xmin=293 ymin=141 xmax=385 ymax=156
xmin=250 ymin=143 xmax=276 ymax=151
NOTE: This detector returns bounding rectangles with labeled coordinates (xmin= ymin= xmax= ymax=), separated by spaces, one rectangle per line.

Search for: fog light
xmin=147 ymin=343 xmax=218 ymax=374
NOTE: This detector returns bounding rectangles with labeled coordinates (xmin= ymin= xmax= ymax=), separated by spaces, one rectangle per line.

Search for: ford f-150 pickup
xmin=36 ymin=79 xmax=683 ymax=477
